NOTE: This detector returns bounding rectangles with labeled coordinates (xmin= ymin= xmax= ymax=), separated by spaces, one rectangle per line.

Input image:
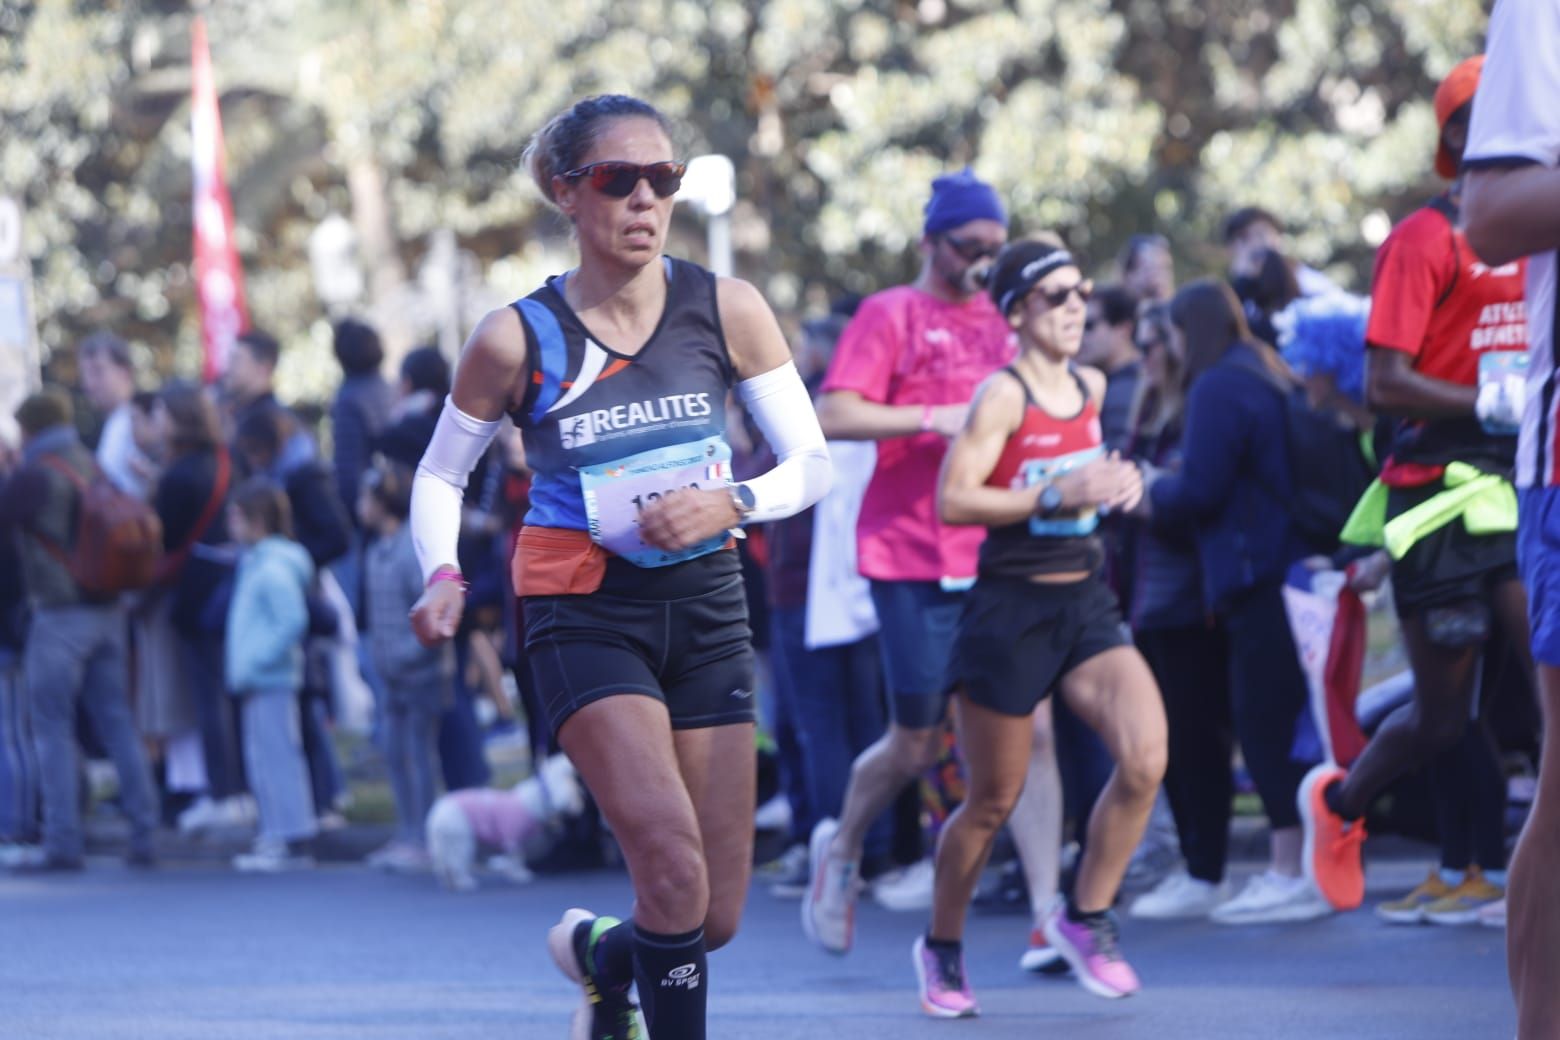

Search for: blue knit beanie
xmin=923 ymin=168 xmax=1006 ymax=236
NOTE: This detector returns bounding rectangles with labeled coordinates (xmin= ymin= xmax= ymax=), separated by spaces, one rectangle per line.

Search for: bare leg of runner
xmin=831 ymin=724 xmax=944 ymax=862
xmin=558 ymin=696 xmax=743 ymax=1040
xmin=1007 ymin=703 xmax=1069 ymax=972
xmin=928 ymin=696 xmax=1035 ymax=942
xmin=803 ymin=723 xmax=944 ymax=953
xmin=1509 ymin=664 xmax=1560 ymax=1039
xmin=1059 ymin=648 xmax=1167 ymax=913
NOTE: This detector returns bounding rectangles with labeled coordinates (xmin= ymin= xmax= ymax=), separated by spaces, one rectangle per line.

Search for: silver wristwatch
xmin=729 ymin=483 xmax=757 ymax=523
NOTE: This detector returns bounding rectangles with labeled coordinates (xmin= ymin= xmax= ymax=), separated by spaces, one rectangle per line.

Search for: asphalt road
xmin=0 ymin=855 xmax=1515 ymax=1039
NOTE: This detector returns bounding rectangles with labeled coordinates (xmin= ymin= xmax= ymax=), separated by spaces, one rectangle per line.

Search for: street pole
xmin=683 ymin=154 xmax=736 ymax=278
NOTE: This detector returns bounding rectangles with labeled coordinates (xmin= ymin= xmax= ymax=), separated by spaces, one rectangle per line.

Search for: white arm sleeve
xmin=736 ymin=361 xmax=833 ymax=523
xmin=410 ymin=395 xmax=503 ymax=582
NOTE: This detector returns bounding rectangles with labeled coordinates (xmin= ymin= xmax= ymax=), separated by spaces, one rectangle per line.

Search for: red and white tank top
xmin=979 ymin=367 xmax=1106 ymax=579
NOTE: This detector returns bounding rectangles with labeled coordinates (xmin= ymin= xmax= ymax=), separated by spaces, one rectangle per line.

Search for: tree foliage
xmin=3 ymin=0 xmax=1487 ymax=402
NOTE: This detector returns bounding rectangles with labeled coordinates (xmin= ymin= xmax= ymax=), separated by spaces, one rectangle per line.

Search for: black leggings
xmin=1137 ymin=622 xmax=1234 ymax=884
xmin=1221 ymin=581 xmax=1312 ymax=832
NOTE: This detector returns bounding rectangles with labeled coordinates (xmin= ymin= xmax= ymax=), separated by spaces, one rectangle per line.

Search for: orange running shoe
xmin=1298 ymin=764 xmax=1366 ymax=911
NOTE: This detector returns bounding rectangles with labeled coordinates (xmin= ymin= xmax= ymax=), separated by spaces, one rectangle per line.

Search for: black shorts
xmin=1388 ymin=486 xmax=1518 ymax=616
xmin=522 ymin=550 xmax=757 ymax=735
xmin=948 ymin=574 xmax=1131 ymax=718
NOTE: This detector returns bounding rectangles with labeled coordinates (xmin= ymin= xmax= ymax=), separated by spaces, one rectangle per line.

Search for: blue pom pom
xmin=1275 ymin=294 xmax=1371 ymax=403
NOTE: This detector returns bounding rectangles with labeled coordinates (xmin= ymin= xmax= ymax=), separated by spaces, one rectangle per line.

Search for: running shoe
xmin=1298 ymin=764 xmax=1366 ymax=911
xmin=1041 ymin=899 xmax=1141 ymax=999
xmin=1209 ymin=871 xmax=1331 ymax=925
xmin=872 ymin=857 xmax=935 ymax=911
xmin=912 ymin=936 xmax=979 ymax=1018
xmin=547 ymin=908 xmax=643 ymax=1040
xmin=1424 ymin=867 xmax=1504 ymax=926
xmin=1375 ymin=870 xmax=1456 ymax=925
xmin=232 ymin=838 xmax=314 ymax=873
xmin=1130 ymin=871 xmax=1231 ymax=920
xmin=802 ymin=818 xmax=858 ymax=954
xmin=1478 ymin=897 xmax=1507 ymax=929
xmin=1019 ymin=926 xmax=1069 ymax=974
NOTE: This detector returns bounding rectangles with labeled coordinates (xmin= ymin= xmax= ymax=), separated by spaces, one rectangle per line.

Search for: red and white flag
xmin=191 ymin=16 xmax=249 ymax=383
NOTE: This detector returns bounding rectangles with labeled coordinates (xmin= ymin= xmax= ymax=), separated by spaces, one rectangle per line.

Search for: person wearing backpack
xmin=0 ymin=390 xmax=159 ymax=871
xmin=1138 ymin=281 xmax=1330 ymax=924
xmin=1301 ymin=56 xmax=1530 ymax=923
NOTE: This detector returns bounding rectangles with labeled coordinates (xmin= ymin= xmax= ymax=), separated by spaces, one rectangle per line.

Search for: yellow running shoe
xmin=1424 ymin=867 xmax=1504 ymax=926
xmin=1376 ymin=870 xmax=1456 ymax=925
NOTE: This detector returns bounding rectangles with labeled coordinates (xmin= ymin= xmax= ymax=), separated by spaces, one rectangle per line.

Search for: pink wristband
xmin=920 ymin=403 xmax=934 ymax=432
xmin=427 ymin=568 xmax=468 ymax=592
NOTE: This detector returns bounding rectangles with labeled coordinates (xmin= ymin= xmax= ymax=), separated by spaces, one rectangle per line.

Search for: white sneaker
xmin=177 ymin=796 xmax=220 ymax=834
xmin=366 ymin=842 xmax=429 ymax=873
xmin=872 ymin=857 xmax=935 ymax=912
xmin=0 ymin=843 xmax=45 ymax=869
xmin=316 ymin=810 xmax=349 ymax=832
xmin=1210 ymin=871 xmax=1331 ymax=925
xmin=801 ymin=818 xmax=858 ymax=953
xmin=1129 ymin=871 xmax=1231 ymax=920
xmin=213 ymin=795 xmax=259 ymax=829
xmin=234 ymin=840 xmax=314 ymax=873
xmin=754 ymin=793 xmax=794 ymax=833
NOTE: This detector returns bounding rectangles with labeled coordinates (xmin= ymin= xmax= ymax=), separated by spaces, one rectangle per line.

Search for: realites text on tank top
xmin=510 ymin=257 xmax=737 ymax=567
xmin=979 ymin=367 xmax=1105 ymax=579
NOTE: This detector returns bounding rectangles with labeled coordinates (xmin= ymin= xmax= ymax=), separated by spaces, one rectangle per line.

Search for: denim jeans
xmin=383 ymin=684 xmax=442 ymax=845
xmin=439 ymin=634 xmax=491 ymax=792
xmin=25 ymin=605 xmax=158 ymax=859
xmin=240 ymin=687 xmax=317 ymax=845
xmin=0 ymin=649 xmax=39 ymax=843
xmin=769 ymin=607 xmax=891 ymax=862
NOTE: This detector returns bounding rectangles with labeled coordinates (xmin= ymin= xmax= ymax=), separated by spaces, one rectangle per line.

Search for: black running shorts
xmin=1387 ymin=486 xmax=1518 ymax=616
xmin=948 ymin=574 xmax=1131 ymax=718
xmin=522 ymin=549 xmax=758 ymax=735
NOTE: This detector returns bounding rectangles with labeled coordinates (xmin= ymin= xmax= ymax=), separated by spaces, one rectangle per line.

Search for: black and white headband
xmin=998 ymin=250 xmax=1077 ymax=314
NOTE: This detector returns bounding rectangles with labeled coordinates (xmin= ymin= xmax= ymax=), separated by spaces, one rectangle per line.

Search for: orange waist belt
xmin=511 ymin=525 xmax=736 ymax=597
xmin=512 ymin=527 xmax=608 ymax=598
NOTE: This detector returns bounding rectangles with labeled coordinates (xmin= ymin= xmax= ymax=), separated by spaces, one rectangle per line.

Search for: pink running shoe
xmin=1042 ymin=900 xmax=1141 ymax=999
xmin=912 ymin=936 xmax=979 ymax=1018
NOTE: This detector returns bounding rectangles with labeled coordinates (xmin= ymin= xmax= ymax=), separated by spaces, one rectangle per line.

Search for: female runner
xmin=919 ymin=240 xmax=1167 ymax=1016
xmin=409 ymin=94 xmax=830 ymax=1040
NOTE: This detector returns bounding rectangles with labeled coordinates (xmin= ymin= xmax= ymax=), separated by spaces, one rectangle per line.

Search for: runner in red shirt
xmin=1300 ymin=57 xmax=1532 ymax=922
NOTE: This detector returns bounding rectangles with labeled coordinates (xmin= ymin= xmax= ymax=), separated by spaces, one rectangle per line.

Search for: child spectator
xmin=225 ymin=477 xmax=318 ymax=872
xmin=359 ymin=459 xmax=449 ymax=872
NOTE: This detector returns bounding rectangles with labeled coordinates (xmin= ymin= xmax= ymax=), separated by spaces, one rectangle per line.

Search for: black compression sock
xmin=1066 ymin=895 xmax=1109 ymax=923
xmin=633 ymin=923 xmax=707 ymax=1040
xmin=1323 ymin=779 xmax=1361 ymax=822
xmin=573 ymin=917 xmax=636 ymax=991
xmin=925 ymin=933 xmax=962 ymax=956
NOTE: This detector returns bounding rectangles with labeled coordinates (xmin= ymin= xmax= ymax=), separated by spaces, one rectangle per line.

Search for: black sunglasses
xmin=1028 ymin=280 xmax=1093 ymax=310
xmin=561 ymin=160 xmax=687 ymax=199
xmin=941 ymin=234 xmax=1003 ymax=263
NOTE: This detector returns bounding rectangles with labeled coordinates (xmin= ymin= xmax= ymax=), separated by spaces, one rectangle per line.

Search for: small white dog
xmin=426 ymin=754 xmax=586 ymax=892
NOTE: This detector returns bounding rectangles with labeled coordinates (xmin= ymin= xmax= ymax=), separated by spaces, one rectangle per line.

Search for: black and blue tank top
xmin=509 ymin=257 xmax=737 ymax=566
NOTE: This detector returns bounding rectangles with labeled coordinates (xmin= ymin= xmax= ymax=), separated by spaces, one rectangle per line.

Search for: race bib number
xmin=1478 ymin=351 xmax=1527 ymax=436
xmin=1021 ymin=446 xmax=1104 ymax=537
xmin=578 ymin=436 xmax=733 ymax=567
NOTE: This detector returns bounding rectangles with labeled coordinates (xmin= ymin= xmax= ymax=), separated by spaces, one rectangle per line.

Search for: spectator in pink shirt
xmin=803 ymin=169 xmax=1020 ymax=954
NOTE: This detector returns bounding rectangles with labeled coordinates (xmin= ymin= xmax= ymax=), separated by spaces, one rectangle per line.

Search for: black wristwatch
xmin=1035 ymin=483 xmax=1064 ymax=517
xmin=729 ymin=483 xmax=757 ymax=523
